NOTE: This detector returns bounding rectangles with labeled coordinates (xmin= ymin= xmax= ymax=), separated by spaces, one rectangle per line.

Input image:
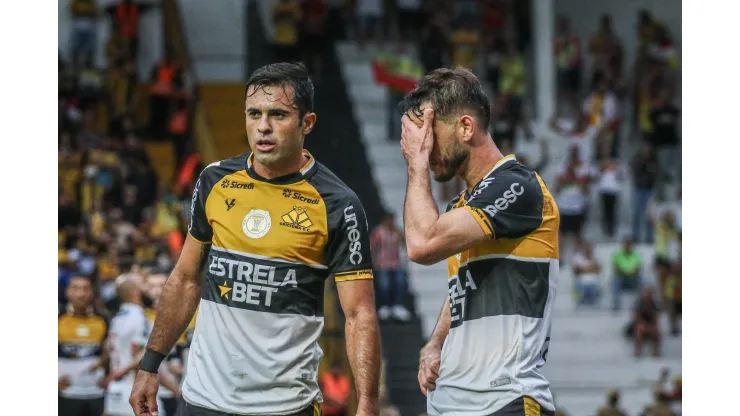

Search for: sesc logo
xmin=482 ymin=182 xmax=524 ymax=218
xmin=343 ymin=205 xmax=363 ymax=265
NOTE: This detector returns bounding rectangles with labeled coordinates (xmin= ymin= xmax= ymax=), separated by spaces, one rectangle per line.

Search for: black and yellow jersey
xmin=58 ymin=307 xmax=108 ymax=399
xmin=429 ymin=155 xmax=560 ymax=415
xmin=182 ymin=150 xmax=373 ymax=415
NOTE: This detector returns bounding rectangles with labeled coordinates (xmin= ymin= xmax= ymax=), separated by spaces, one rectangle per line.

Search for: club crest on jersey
xmin=242 ymin=209 xmax=272 ymax=239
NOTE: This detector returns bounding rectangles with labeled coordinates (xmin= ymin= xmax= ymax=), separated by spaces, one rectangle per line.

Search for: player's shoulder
xmin=307 ymin=161 xmax=363 ymax=207
xmin=468 ymin=157 xmax=543 ymax=207
xmin=198 ymin=153 xmax=249 ymax=183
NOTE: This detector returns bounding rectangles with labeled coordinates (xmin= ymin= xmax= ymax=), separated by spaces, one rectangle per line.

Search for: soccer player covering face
xmin=130 ymin=63 xmax=381 ymax=416
xmin=399 ymin=68 xmax=561 ymax=416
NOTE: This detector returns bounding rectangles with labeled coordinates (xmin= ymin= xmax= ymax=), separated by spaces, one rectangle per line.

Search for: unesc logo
xmin=344 ymin=205 xmax=363 ymax=265
xmin=482 ymin=182 xmax=524 ymax=218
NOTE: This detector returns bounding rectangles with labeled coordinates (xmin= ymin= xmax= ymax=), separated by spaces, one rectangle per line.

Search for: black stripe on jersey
xmin=448 ymin=257 xmax=550 ymax=328
xmin=202 ymin=249 xmax=327 ymax=316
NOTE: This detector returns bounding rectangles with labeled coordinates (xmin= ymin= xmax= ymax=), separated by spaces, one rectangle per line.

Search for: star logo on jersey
xmin=218 ymin=280 xmax=232 ymax=299
xmin=280 ymin=206 xmax=313 ymax=232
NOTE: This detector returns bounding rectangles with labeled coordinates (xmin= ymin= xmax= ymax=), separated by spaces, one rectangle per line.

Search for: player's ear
xmin=458 ymin=114 xmax=476 ymax=143
xmin=301 ymin=112 xmax=317 ymax=136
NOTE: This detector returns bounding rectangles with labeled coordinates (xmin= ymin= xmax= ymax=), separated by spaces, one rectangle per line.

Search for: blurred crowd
xmin=59 ymin=0 xmax=200 ymax=328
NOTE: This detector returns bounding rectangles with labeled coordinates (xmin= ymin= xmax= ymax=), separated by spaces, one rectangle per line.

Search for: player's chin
xmin=431 ymin=168 xmax=456 ymax=183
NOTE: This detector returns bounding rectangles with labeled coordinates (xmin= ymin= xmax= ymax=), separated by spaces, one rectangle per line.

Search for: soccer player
xmin=399 ymin=68 xmax=560 ymax=416
xmin=130 ymin=62 xmax=381 ymax=416
xmin=58 ymin=275 xmax=108 ymax=416
xmin=106 ymin=274 xmax=165 ymax=416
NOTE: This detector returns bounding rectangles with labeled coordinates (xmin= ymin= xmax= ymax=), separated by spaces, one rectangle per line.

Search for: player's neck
xmin=461 ymin=135 xmax=504 ymax=193
xmin=253 ymin=151 xmax=307 ymax=179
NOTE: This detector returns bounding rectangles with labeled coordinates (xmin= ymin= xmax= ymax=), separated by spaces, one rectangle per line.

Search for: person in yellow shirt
xmin=450 ymin=17 xmax=480 ymax=73
xmin=272 ymin=0 xmax=302 ymax=62
xmin=499 ymin=40 xmax=526 ymax=127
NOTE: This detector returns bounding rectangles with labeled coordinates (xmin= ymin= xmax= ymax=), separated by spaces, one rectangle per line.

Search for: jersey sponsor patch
xmin=242 ymin=209 xmax=272 ymax=239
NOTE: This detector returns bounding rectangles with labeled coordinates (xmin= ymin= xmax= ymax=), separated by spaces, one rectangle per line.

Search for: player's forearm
xmin=345 ymin=306 xmax=381 ymax=413
xmin=147 ymin=246 xmax=208 ymax=354
xmin=404 ymin=165 xmax=441 ymax=260
xmin=427 ymin=297 xmax=451 ymax=349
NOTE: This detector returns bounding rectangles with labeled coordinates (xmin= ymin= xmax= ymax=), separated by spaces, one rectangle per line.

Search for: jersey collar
xmin=462 ymin=154 xmax=518 ymax=202
xmin=66 ymin=304 xmax=94 ymax=316
xmin=245 ymin=149 xmax=317 ymax=185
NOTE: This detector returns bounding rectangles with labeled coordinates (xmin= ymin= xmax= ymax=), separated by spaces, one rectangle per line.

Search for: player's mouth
xmin=255 ymin=139 xmax=276 ymax=152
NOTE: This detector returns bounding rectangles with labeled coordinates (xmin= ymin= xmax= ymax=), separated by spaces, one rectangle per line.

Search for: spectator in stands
xmin=554 ymin=16 xmax=582 ymax=116
xmin=301 ymin=0 xmax=328 ymax=81
xmin=107 ymin=58 xmax=139 ymax=133
xmin=69 ymin=0 xmax=98 ymax=71
xmin=633 ymin=287 xmax=661 ymax=358
xmin=571 ymin=239 xmax=602 ymax=306
xmin=320 ymin=361 xmax=351 ymax=416
xmin=272 ymin=0 xmax=303 ymax=62
xmin=631 ymin=142 xmax=658 ymax=243
xmin=419 ymin=17 xmax=449 ymax=74
xmin=150 ymin=52 xmax=184 ymax=138
xmin=450 ymin=14 xmax=480 ymax=74
xmin=612 ymin=238 xmax=642 ymax=311
xmin=492 ymin=95 xmax=518 ymax=154
xmin=484 ymin=35 xmax=504 ymax=97
xmin=641 ymin=387 xmax=676 ymax=416
xmin=595 ymin=389 xmax=627 ymax=416
xmin=589 ymin=14 xmax=623 ymax=92
xmin=582 ymin=72 xmax=619 ymax=157
xmin=556 ymin=146 xmax=592 ymax=262
xmin=499 ymin=39 xmax=526 ymax=127
xmin=663 ymin=261 xmax=681 ymax=336
xmin=481 ymin=0 xmax=506 ymax=39
xmin=168 ymin=98 xmax=191 ymax=168
xmin=356 ymin=0 xmax=384 ymax=47
xmin=596 ymin=158 xmax=623 ymax=239
xmin=649 ymin=87 xmax=681 ymax=193
xmin=107 ymin=0 xmax=154 ymax=61
xmin=549 ymin=115 xmax=600 ymax=166
xmin=370 ymin=212 xmax=411 ymax=321
xmin=396 ymin=0 xmax=423 ymax=41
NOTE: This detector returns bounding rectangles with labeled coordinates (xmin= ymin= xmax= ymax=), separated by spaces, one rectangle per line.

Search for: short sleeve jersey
xmin=58 ymin=308 xmax=109 ymax=399
xmin=182 ymin=150 xmax=373 ymax=415
xmin=428 ymin=155 xmax=560 ymax=415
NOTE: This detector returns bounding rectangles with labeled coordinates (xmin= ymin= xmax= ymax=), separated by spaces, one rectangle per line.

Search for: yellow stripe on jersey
xmin=188 ymin=231 xmax=211 ymax=245
xmin=334 ymin=269 xmax=373 ymax=282
xmin=523 ymin=396 xmax=542 ymax=416
xmin=205 ymin=170 xmax=329 ymax=267
xmin=464 ymin=206 xmax=496 ymax=239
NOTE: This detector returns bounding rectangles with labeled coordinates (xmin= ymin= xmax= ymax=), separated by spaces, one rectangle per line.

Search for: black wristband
xmin=139 ymin=348 xmax=166 ymax=374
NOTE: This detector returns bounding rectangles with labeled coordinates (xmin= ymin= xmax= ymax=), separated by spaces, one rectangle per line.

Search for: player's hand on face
xmin=418 ymin=343 xmax=442 ymax=396
xmin=129 ymin=370 xmax=160 ymax=416
xmin=401 ymin=108 xmax=434 ymax=170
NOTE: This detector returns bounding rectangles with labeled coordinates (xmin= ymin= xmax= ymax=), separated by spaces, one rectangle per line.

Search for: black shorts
xmin=491 ymin=396 xmax=555 ymax=415
xmin=561 ymin=213 xmax=586 ymax=235
xmin=176 ymin=397 xmax=322 ymax=416
xmin=58 ymin=396 xmax=104 ymax=416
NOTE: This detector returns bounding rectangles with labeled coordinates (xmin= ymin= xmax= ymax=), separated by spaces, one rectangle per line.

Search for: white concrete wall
xmin=178 ymin=0 xmax=246 ymax=82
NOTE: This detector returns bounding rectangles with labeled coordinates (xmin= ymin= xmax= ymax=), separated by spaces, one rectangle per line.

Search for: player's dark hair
xmin=245 ymin=62 xmax=315 ymax=118
xmin=398 ymin=67 xmax=492 ymax=131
